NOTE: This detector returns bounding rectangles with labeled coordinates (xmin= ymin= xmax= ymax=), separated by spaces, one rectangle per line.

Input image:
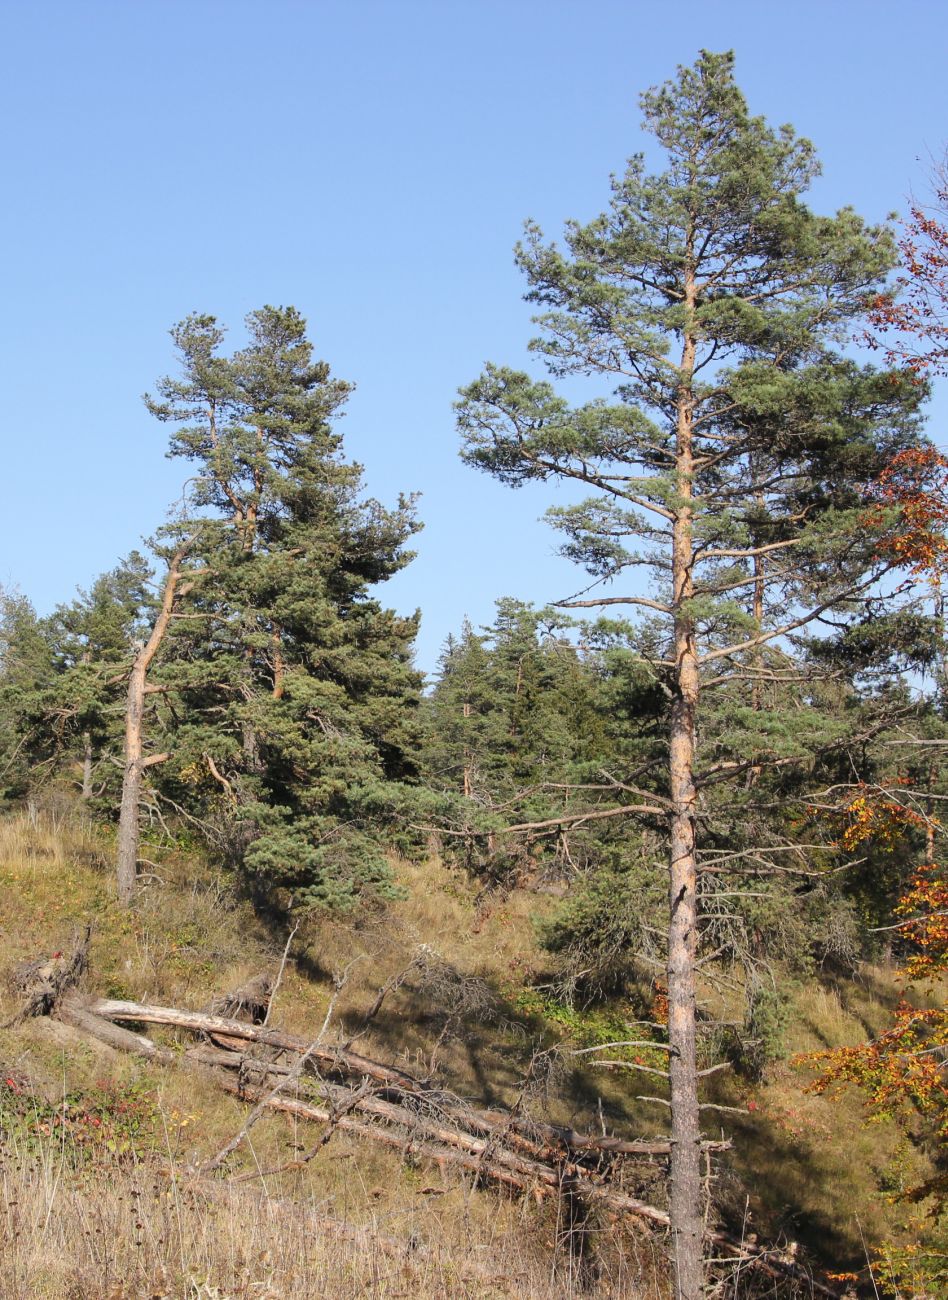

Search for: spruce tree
xmin=456 ymin=52 xmax=925 ymax=1294
xmin=143 ymin=307 xmax=423 ymax=911
xmin=424 ymin=619 xmax=498 ymax=801
xmin=423 ymin=602 xmax=610 ymax=863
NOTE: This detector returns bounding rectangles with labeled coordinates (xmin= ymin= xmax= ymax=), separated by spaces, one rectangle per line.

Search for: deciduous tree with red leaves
xmin=803 ymin=382 xmax=948 ymax=1294
xmin=867 ymin=163 xmax=948 ymax=380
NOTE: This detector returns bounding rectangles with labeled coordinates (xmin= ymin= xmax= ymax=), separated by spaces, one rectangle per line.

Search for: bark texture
xmin=667 ymin=264 xmax=703 ymax=1299
xmin=81 ymin=732 xmax=93 ymax=800
xmin=115 ymin=546 xmax=193 ymax=906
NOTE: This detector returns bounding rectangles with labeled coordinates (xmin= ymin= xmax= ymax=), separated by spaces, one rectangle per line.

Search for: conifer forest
xmin=2 ymin=35 xmax=948 ymax=1300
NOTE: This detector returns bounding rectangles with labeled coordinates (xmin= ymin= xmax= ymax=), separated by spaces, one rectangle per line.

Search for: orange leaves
xmin=896 ymin=863 xmax=948 ymax=980
xmin=650 ymin=979 xmax=669 ymax=1027
xmin=865 ymin=446 xmax=948 ymax=581
xmin=826 ymin=784 xmax=931 ymax=853
xmin=804 ymin=1002 xmax=948 ymax=1139
xmin=866 ymin=178 xmax=948 ymax=379
xmin=800 ymin=791 xmax=948 ymax=1147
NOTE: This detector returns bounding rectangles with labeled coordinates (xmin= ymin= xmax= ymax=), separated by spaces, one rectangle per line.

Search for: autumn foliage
xmin=802 ymin=753 xmax=946 ymax=1143
xmin=827 ymin=783 xmax=932 ymax=853
xmin=804 ymin=858 xmax=948 ymax=1136
xmin=867 ymin=168 xmax=948 ymax=379
xmin=807 ymin=998 xmax=948 ymax=1138
xmin=865 ymin=446 xmax=948 ymax=580
xmin=897 ymin=863 xmax=948 ymax=980
xmin=801 ymin=799 xmax=948 ymax=1279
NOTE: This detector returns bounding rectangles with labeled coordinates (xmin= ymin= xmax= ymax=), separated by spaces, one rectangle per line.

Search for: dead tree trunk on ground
xmin=52 ymin=993 xmax=840 ymax=1297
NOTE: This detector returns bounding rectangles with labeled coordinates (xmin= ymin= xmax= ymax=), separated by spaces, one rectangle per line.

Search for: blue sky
xmin=1 ymin=0 xmax=945 ymax=675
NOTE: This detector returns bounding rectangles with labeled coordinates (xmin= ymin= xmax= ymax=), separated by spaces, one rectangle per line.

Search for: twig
xmin=231 ymin=1075 xmax=379 ymax=1182
xmin=263 ymin=921 xmax=299 ymax=1028
xmin=200 ymin=974 xmax=348 ymax=1174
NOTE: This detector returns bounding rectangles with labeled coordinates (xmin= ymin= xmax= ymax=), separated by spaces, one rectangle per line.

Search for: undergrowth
xmin=0 ymin=802 xmax=938 ymax=1295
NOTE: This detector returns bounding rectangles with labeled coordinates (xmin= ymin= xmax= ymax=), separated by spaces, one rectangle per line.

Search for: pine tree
xmin=0 ymin=590 xmax=58 ymax=800
xmin=48 ymin=553 xmax=152 ymax=801
xmin=424 ymin=619 xmax=498 ymax=801
xmin=142 ymin=306 xmax=423 ymax=911
xmin=456 ymin=52 xmax=925 ymax=1294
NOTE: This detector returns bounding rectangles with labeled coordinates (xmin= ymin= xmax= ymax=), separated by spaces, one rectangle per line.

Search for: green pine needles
xmin=143 ymin=306 xmax=424 ymax=911
xmin=455 ymin=50 xmax=931 ymax=1297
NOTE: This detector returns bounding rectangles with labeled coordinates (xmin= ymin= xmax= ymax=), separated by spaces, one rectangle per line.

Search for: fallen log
xmin=6 ymin=927 xmax=91 ymax=1026
xmin=80 ymin=997 xmax=841 ymax=1298
xmin=213 ymin=1073 xmax=674 ymax=1228
xmin=218 ymin=1068 xmax=838 ymax=1299
xmin=229 ymin=1070 xmax=634 ymax=1206
xmin=478 ymin=1107 xmax=731 ymax=1159
xmin=89 ymin=998 xmax=729 ymax=1160
xmin=59 ymin=999 xmax=177 ymax=1062
xmin=224 ymin=1072 xmax=828 ymax=1284
xmin=89 ymin=998 xmax=425 ymax=1092
xmin=187 ymin=1042 xmax=731 ymax=1179
xmin=79 ymin=1003 xmax=674 ymax=1226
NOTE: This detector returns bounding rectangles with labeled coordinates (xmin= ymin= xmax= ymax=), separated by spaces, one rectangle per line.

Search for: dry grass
xmin=0 ymin=1115 xmax=666 ymax=1299
xmin=0 ymin=807 xmax=670 ymax=1297
xmin=0 ymin=802 xmax=936 ymax=1292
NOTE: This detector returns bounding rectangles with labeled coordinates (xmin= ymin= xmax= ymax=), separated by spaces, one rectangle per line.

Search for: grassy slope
xmin=0 ymin=805 xmax=932 ymax=1296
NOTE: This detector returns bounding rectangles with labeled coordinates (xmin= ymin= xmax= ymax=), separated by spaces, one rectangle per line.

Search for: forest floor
xmin=0 ymin=802 xmax=932 ymax=1298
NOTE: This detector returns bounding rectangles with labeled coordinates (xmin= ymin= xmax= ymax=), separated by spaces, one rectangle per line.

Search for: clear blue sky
xmin=1 ymin=0 xmax=945 ymax=675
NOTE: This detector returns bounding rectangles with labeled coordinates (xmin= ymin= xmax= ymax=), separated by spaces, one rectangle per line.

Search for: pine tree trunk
xmin=242 ymin=720 xmax=262 ymax=773
xmin=667 ymin=270 xmax=704 ymax=1300
xmin=462 ymin=701 xmax=473 ymax=798
xmin=751 ymin=458 xmax=765 ymax=718
xmin=81 ymin=732 xmax=93 ymax=800
xmin=272 ymin=625 xmax=285 ymax=700
xmin=116 ymin=661 xmax=146 ymax=906
xmin=241 ymin=629 xmax=263 ymax=773
xmin=747 ymin=481 xmax=765 ymax=789
xmin=115 ymin=545 xmax=194 ymax=907
xmin=81 ymin=648 xmax=94 ymax=800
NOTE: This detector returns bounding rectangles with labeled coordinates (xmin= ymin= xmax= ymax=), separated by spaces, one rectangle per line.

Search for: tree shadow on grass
xmin=720 ymin=1107 xmax=872 ymax=1275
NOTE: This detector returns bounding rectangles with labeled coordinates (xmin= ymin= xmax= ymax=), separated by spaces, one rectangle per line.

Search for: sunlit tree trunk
xmin=81 ymin=732 xmax=94 ymax=800
xmin=116 ymin=547 xmax=193 ymax=906
xmin=667 ymin=264 xmax=703 ymax=1300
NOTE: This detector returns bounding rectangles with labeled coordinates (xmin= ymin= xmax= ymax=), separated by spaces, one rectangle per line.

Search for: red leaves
xmin=866 ymin=176 xmax=948 ymax=379
xmin=865 ymin=446 xmax=948 ymax=580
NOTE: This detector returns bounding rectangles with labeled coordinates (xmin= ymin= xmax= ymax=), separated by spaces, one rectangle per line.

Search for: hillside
xmin=0 ymin=801 xmax=933 ymax=1299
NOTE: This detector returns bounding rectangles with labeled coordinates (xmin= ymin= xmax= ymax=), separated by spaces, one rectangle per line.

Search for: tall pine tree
xmin=456 ymin=52 xmax=925 ymax=1294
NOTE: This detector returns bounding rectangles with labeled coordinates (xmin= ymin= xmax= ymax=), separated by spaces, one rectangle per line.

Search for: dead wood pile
xmin=73 ymin=996 xmax=837 ymax=1295
xmin=3 ymin=939 xmax=841 ymax=1297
